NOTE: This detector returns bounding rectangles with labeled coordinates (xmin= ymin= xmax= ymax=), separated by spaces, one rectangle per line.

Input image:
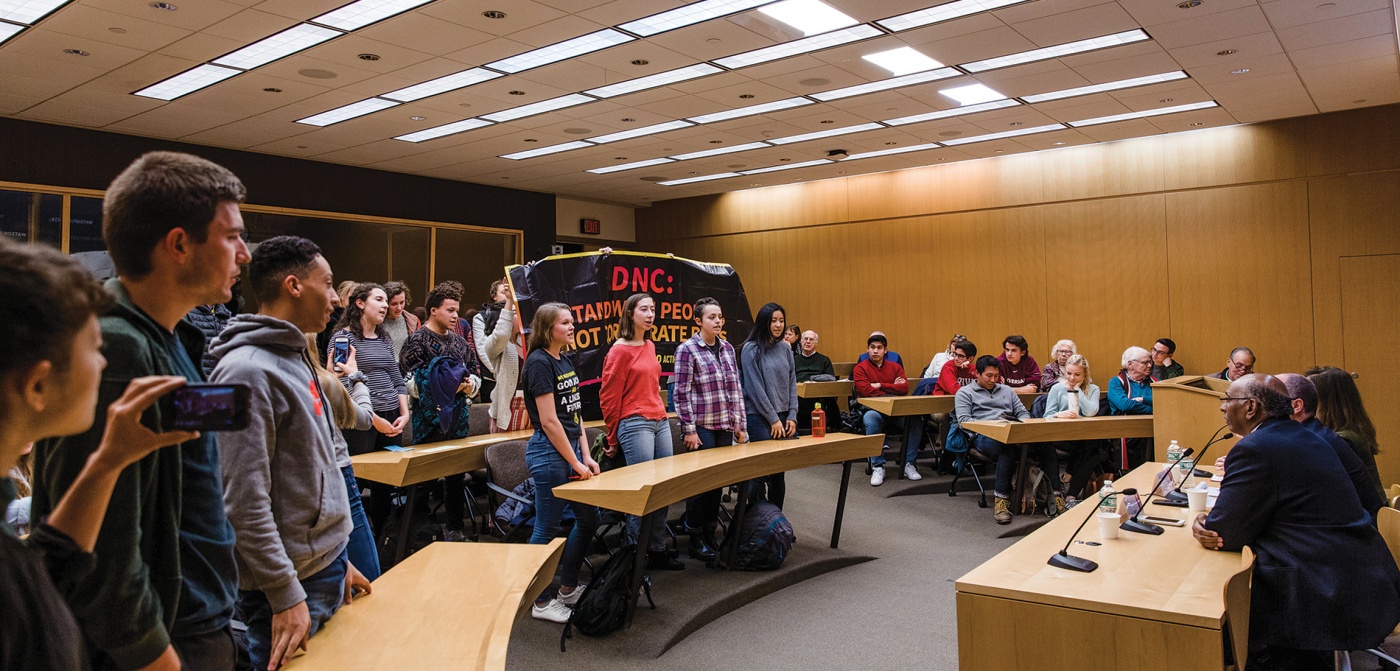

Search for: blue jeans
xmin=526 ymin=431 xmax=601 ymax=599
xmin=340 ymin=465 xmax=380 ymax=582
xmin=236 ymin=549 xmax=348 ymax=671
xmin=618 ymin=416 xmax=674 ymax=552
xmin=973 ymin=434 xmax=1062 ymax=499
xmin=864 ymin=411 xmax=922 ymax=467
xmin=684 ymin=427 xmax=732 ymax=528
xmin=744 ymin=413 xmax=790 ymax=508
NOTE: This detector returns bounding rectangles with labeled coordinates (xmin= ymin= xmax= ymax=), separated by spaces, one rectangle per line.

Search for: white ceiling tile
xmin=6 ymin=26 xmax=149 ymax=72
xmin=1286 ymin=33 xmax=1398 ymax=70
xmin=246 ymin=134 xmax=351 ymax=157
xmin=178 ymin=70 xmax=332 ymax=113
xmin=1231 ymin=99 xmax=1320 ymax=122
xmin=1311 ymin=76 xmax=1400 ymax=111
xmin=967 ymin=62 xmax=1088 ymax=97
xmin=156 ymin=32 xmax=247 ymax=62
xmin=641 ymin=19 xmax=778 ymax=62
xmin=300 ymin=35 xmax=436 ymax=74
xmin=1297 ymin=56 xmax=1400 ymax=92
xmin=754 ymin=63 xmax=875 ymax=96
xmin=17 ymin=99 xmax=142 ymax=126
xmin=993 ymin=0 xmax=1118 ymax=24
xmin=1037 ymin=96 xmax=1134 ymax=121
xmin=1146 ymin=105 xmax=1237 ymax=132
xmin=0 ymin=92 xmax=42 ymax=115
xmin=258 ymin=54 xmax=389 ymax=89
xmin=1008 ymin=3 xmax=1141 ymax=47
xmin=918 ymin=26 xmax=1039 ymax=66
xmin=1073 ymin=116 xmax=1159 ymax=140
xmin=535 ymin=0 xmax=613 ymax=11
xmin=1118 ymin=0 xmax=1256 ymax=29
xmin=1201 ymin=74 xmax=1312 ymax=111
xmin=442 ymin=36 xmax=534 ymax=66
xmin=84 ymin=0 xmax=246 ymax=32
xmin=1275 ymin=8 xmax=1397 ymax=51
xmin=251 ymin=0 xmax=345 ymax=22
xmin=506 ymin=14 xmax=611 ymax=49
xmin=1066 ymin=47 xmax=1184 ymax=82
xmin=1260 ymin=0 xmax=1391 ymax=29
xmin=200 ymin=8 xmax=300 ymax=43
xmin=106 ymin=102 xmax=251 ymax=137
xmin=179 ymin=115 xmax=318 ymax=146
xmin=889 ymin=13 xmax=1006 ymax=49
xmin=1145 ymin=6 xmax=1273 ymax=49
xmin=0 ymin=71 xmax=78 ymax=100
xmin=1166 ymin=31 xmax=1283 ymax=69
xmin=692 ymin=79 xmax=800 ymax=105
xmin=39 ymin=4 xmax=192 ymax=51
xmin=305 ymin=138 xmax=436 ymax=165
xmin=1186 ymin=51 xmax=1299 ymax=84
xmin=421 ymin=0 xmax=568 ymax=35
xmin=355 ymin=12 xmax=496 ymax=57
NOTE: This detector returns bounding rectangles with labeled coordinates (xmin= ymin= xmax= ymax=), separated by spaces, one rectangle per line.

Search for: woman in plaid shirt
xmin=672 ymin=297 xmax=747 ymax=561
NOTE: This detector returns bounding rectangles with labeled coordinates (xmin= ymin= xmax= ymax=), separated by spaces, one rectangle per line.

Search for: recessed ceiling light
xmin=1353 ymin=99 xmax=1367 ymax=103
xmin=297 ymin=98 xmax=400 ymax=126
xmin=884 ymin=142 xmax=897 ymax=145
xmin=862 ymin=46 xmax=943 ymax=76
xmin=135 ymin=64 xmax=241 ymax=100
xmin=299 ymin=68 xmax=338 ymax=79
xmin=108 ymin=27 xmax=127 ymax=34
xmin=630 ymin=59 xmax=649 ymax=65
xmin=621 ymin=118 xmax=636 ymax=122
xmin=769 ymin=122 xmax=883 ymax=145
xmin=819 ymin=120 xmax=834 ymax=124
xmin=1067 ymin=100 xmax=1218 ymax=127
xmin=1177 ymin=0 xmax=1201 ymax=7
xmin=410 ymin=115 xmax=425 ymax=120
xmin=877 ymin=0 xmax=1031 ymax=32
xmin=714 ymin=24 xmax=881 ymax=69
xmin=739 ymin=94 xmax=755 ymax=99
xmin=961 ymin=29 xmax=1149 ymax=73
xmin=1052 ymin=141 xmax=1065 ymax=145
xmin=995 ymin=149 xmax=1004 ymax=153
xmin=688 ymin=171 xmax=700 ymax=175
xmin=1316 ymin=2 xmax=1337 ymax=7
xmin=313 ymin=0 xmax=434 ymax=31
xmin=381 ymin=68 xmax=501 ymax=102
xmin=482 ymin=10 xmax=505 ymax=19
xmin=585 ymin=64 xmax=721 ymax=98
xmin=1189 ymin=122 xmax=1206 ymax=126
xmin=809 ymin=67 xmax=960 ymax=101
xmin=1217 ymin=49 xmax=1237 ymax=56
xmin=358 ymin=53 xmax=381 ymax=61
xmin=214 ymin=24 xmax=339 ymax=70
xmin=940 ymin=83 xmax=1005 ymax=106
xmin=1020 ymin=71 xmax=1188 ymax=103
xmin=709 ymin=140 xmax=723 ymax=143
xmin=586 ymin=158 xmax=675 ymax=174
xmin=394 ymin=118 xmax=492 ymax=142
xmin=523 ymin=138 xmax=538 ymax=142
xmin=938 ymin=131 xmax=963 ymax=137
xmin=459 ymin=103 xmax=472 ymax=107
xmin=884 ymin=99 xmax=1019 ymax=126
xmin=1231 ymin=68 xmax=1250 ymax=74
xmin=563 ymin=127 xmax=592 ymax=134
xmin=940 ymin=124 xmax=1064 ymax=145
xmin=150 ymin=2 xmax=176 ymax=10
xmin=501 ymin=141 xmax=594 ymax=160
xmin=758 ymin=0 xmax=859 ymax=36
xmin=486 ymin=29 xmax=634 ymax=74
xmin=263 ymin=87 xmax=282 ymax=92
xmin=687 ymin=97 xmax=814 ymax=124
xmin=1008 ymin=122 xmax=1022 ymax=126
xmin=614 ymin=157 xmax=627 ymax=160
xmin=799 ymin=78 xmax=829 ymax=86
xmin=751 ymin=183 xmax=761 ymax=186
xmin=296 ymin=145 xmax=308 ymax=149
xmin=780 ymin=158 xmax=791 ymax=161
xmin=1160 ymin=98 xmax=1174 ymax=102
xmin=63 ymin=48 xmax=89 ymax=56
xmin=480 ymin=93 xmax=593 ymax=122
xmin=508 ymin=90 xmax=526 ymax=95
xmin=669 ymin=142 xmax=771 ymax=160
xmin=619 ymin=0 xmax=779 ymax=38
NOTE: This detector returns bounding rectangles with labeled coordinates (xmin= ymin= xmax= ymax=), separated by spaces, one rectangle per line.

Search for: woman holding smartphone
xmin=600 ymin=293 xmax=682 ymax=571
xmin=523 ymin=303 xmax=601 ymax=623
xmin=740 ymin=302 xmax=798 ymax=508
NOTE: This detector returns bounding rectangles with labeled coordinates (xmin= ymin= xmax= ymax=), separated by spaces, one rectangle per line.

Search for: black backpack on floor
xmin=560 ymin=544 xmax=654 ymax=650
xmin=734 ymin=501 xmax=796 ymax=571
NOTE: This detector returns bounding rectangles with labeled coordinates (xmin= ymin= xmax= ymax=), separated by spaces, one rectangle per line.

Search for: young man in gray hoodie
xmin=209 ymin=236 xmax=366 ymax=671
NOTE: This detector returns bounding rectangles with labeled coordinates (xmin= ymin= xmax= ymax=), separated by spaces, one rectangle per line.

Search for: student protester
xmin=1150 ymin=338 xmax=1184 ymax=380
xmin=399 ymin=282 xmax=482 ymax=543
xmin=1042 ymin=355 xmax=1106 ymax=500
xmin=997 ymin=335 xmax=1040 ymax=393
xmin=1207 ymin=347 xmax=1255 ymax=382
xmin=1307 ymin=366 xmax=1384 ymax=503
xmin=672 ymin=297 xmax=747 ymax=561
xmin=1108 ymin=346 xmax=1156 ymax=470
xmin=856 ymin=330 xmax=902 ymax=366
xmin=922 ymin=334 xmax=967 ymax=379
xmin=521 ymin=303 xmax=601 ymax=623
xmin=0 ymin=239 xmax=211 ymax=671
xmin=783 ymin=324 xmax=801 ymax=354
xmin=474 ymin=278 xmax=523 ymax=433
xmin=932 ymin=340 xmax=977 ymax=395
xmin=599 ymin=293 xmax=682 ymax=571
xmin=956 ymin=356 xmax=1066 ymax=524
xmin=329 ymin=283 xmax=408 ymax=537
xmin=1039 ymin=340 xmax=1077 ymax=393
xmin=1277 ymin=374 xmax=1384 ymax=520
xmin=854 ymin=333 xmax=914 ymax=486
xmin=31 ymin=152 xmax=248 ymax=671
xmin=185 ymin=302 xmax=232 ymax=378
xmin=740 ymin=302 xmax=799 ymax=508
xmin=795 ymin=330 xmax=837 ymax=434
xmin=380 ymin=281 xmax=421 ymax=361
xmin=210 ymin=236 xmax=372 ymax=671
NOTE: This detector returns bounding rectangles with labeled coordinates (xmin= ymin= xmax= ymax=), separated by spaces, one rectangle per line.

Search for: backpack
xmin=560 ymin=544 xmax=654 ymax=650
xmin=733 ymin=501 xmax=796 ymax=571
xmin=1021 ymin=465 xmax=1055 ymax=517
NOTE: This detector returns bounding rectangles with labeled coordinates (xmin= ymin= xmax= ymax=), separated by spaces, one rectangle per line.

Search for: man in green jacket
xmin=31 ymin=152 xmax=251 ymax=671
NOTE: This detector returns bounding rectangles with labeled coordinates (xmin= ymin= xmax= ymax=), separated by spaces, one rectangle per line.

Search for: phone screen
xmin=333 ymin=337 xmax=350 ymax=365
xmin=166 ymin=385 xmax=249 ymax=432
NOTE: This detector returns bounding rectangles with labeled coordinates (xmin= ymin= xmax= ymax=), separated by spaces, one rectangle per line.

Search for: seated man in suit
xmin=1278 ymin=373 xmax=1384 ymax=520
xmin=955 ymin=356 xmax=1067 ymax=524
xmin=853 ymin=334 xmax=912 ymax=486
xmin=1193 ymin=374 xmax=1400 ymax=670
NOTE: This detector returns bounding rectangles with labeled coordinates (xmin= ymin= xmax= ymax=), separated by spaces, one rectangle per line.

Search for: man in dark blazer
xmin=1193 ymin=374 xmax=1400 ymax=670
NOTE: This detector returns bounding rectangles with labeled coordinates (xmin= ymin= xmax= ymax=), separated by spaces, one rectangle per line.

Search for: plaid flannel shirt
xmin=672 ymin=333 xmax=745 ymax=434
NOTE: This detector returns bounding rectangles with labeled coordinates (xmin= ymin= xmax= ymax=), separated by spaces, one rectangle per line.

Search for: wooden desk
xmin=1152 ymin=376 xmax=1239 ymax=462
xmin=961 ymin=416 xmax=1154 ymax=444
xmin=956 ymin=463 xmax=1241 ymax=670
xmin=797 ymin=379 xmax=924 ymax=414
xmin=285 ymin=539 xmax=564 ymax=671
xmin=857 ymin=391 xmax=1049 ymax=418
xmin=351 ymin=419 xmax=610 ymax=488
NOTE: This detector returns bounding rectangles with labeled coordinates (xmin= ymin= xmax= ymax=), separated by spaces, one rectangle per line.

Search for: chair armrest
xmin=487 ymin=482 xmax=532 ymax=505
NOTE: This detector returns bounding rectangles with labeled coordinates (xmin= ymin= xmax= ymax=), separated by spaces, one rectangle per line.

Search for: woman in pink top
xmin=600 ymin=293 xmax=682 ymax=571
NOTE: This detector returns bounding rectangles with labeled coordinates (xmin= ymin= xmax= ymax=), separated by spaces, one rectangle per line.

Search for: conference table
xmin=284 ymin=539 xmax=564 ymax=671
xmin=955 ymin=463 xmax=1249 ymax=670
xmin=554 ymin=431 xmax=883 ymax=625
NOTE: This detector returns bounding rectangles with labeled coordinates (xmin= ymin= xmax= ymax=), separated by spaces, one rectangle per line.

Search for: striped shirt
xmin=329 ymin=328 xmax=406 ymax=413
xmin=672 ymin=333 xmax=745 ymax=434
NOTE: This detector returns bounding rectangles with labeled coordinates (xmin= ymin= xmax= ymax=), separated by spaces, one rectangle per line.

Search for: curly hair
xmin=334 ymin=282 xmax=387 ymax=337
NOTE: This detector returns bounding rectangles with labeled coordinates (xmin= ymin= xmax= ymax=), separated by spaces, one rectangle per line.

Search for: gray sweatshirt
xmin=209 ymin=314 xmax=351 ymax=612
xmin=740 ymin=341 xmax=799 ymax=425
xmin=954 ymin=381 xmax=1031 ymax=426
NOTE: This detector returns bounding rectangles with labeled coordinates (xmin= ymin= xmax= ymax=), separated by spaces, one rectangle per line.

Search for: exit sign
xmin=580 ymin=218 xmax=601 ymax=235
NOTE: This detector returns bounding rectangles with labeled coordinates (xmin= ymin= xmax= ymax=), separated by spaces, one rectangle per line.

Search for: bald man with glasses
xmin=1207 ymin=346 xmax=1255 ymax=382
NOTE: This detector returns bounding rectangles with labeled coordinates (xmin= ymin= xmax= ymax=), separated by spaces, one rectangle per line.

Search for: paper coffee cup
xmin=1097 ymin=511 xmax=1121 ymax=540
xmin=1187 ymin=486 xmax=1210 ymax=512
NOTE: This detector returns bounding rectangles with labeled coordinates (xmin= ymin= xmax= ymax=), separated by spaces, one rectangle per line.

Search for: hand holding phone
xmin=159 ymin=383 xmax=251 ymax=433
xmin=332 ymin=336 xmax=351 ymax=373
xmin=97 ymin=376 xmax=202 ymax=468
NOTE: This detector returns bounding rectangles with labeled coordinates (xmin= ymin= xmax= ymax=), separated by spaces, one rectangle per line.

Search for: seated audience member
xmin=956 ymin=356 xmax=1066 ymax=524
xmin=856 ymin=330 xmax=902 ymax=366
xmin=1307 ymin=366 xmax=1385 ymax=504
xmin=783 ymin=324 xmax=801 ymax=354
xmin=922 ymin=333 xmax=966 ymax=379
xmin=933 ymin=340 xmax=978 ymax=395
xmin=1277 ymin=374 xmax=1384 ymax=519
xmin=997 ymin=335 xmax=1040 ymax=393
xmin=1043 ymin=355 xmax=1107 ymax=500
xmin=1151 ymin=338 xmax=1184 ymax=380
xmin=211 ymin=236 xmax=370 ymax=671
xmin=1207 ymin=346 xmax=1255 ymax=381
xmin=1194 ymin=375 xmax=1400 ymax=669
xmin=795 ymin=330 xmax=837 ymax=433
xmin=1108 ymin=346 xmax=1156 ymax=470
xmin=1039 ymin=340 xmax=1077 ymax=393
xmin=0 ymin=238 xmax=204 ymax=671
xmin=854 ymin=334 xmax=914 ymax=485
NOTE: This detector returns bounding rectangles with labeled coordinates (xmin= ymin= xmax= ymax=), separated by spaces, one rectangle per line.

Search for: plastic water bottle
xmin=811 ymin=403 xmax=827 ymax=438
xmin=1098 ymin=476 xmax=1117 ymax=516
xmin=1167 ymin=440 xmax=1182 ymax=464
xmin=1177 ymin=456 xmax=1195 ymax=488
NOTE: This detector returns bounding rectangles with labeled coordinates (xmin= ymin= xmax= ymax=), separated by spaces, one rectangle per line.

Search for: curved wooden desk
xmin=285 ymin=539 xmax=564 ymax=671
xmin=961 ymin=416 xmax=1154 ymax=443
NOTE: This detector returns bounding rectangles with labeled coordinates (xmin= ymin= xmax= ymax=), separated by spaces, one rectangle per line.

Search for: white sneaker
xmin=870 ymin=467 xmax=885 ymax=487
xmin=903 ymin=463 xmax=922 ymax=481
xmin=556 ymin=584 xmax=586 ymax=606
xmin=531 ymin=599 xmax=572 ymax=623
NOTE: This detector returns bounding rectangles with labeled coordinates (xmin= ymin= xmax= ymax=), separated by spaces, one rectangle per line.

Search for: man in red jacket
xmin=933 ymin=340 xmax=978 ymax=395
xmin=854 ymin=334 xmax=916 ymax=486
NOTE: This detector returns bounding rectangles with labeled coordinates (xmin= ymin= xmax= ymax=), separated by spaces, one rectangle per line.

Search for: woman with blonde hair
xmin=1043 ymin=355 xmax=1106 ymax=500
xmin=1040 ymin=340 xmax=1078 ymax=393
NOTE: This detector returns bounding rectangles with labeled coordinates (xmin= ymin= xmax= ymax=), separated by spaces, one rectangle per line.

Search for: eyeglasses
xmin=1152 ymin=348 xmax=1170 ymax=355
xmin=952 ymin=352 xmax=969 ymax=360
xmin=1131 ymin=359 xmax=1151 ymax=365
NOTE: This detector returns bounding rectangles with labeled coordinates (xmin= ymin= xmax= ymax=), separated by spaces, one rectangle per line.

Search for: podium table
xmin=1151 ymin=376 xmax=1239 ymax=462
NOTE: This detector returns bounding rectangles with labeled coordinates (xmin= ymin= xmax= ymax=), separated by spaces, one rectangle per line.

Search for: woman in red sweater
xmin=600 ymin=293 xmax=683 ymax=571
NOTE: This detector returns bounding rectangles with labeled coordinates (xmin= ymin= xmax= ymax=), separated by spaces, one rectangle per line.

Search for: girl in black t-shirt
xmin=521 ymin=302 xmax=600 ymax=624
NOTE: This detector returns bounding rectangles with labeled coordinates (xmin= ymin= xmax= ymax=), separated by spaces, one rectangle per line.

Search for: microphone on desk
xmin=1121 ymin=447 xmax=1194 ymax=535
xmin=1047 ymin=501 xmax=1101 ymax=573
xmin=1159 ymin=428 xmax=1233 ymax=506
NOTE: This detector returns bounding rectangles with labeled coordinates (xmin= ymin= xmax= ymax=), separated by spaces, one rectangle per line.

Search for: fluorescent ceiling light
xmin=862 ymin=47 xmax=943 ymax=76
xmin=809 ymin=67 xmax=959 ymax=101
xmin=586 ymin=64 xmax=722 ymax=98
xmin=940 ymin=123 xmax=1064 ymax=145
xmin=1021 ymin=71 xmax=1189 ymax=103
xmin=0 ymin=0 xmax=70 ymax=24
xmin=481 ymin=94 xmax=595 ymax=122
xmin=381 ymin=68 xmax=501 ymax=102
xmin=659 ymin=172 xmax=741 ymax=186
xmin=296 ymin=97 xmax=400 ymax=126
xmin=740 ymin=159 xmax=830 ymax=174
xmin=619 ymin=0 xmax=779 ymax=37
xmin=961 ymin=29 xmax=1150 ymax=73
xmin=212 ymin=23 xmax=340 ymax=70
xmin=769 ymin=122 xmax=884 ymax=145
xmin=312 ymin=0 xmax=432 ymax=31
xmin=586 ymin=158 xmax=676 ymax=174
xmin=486 ymin=29 xmax=633 ymax=74
xmin=587 ymin=120 xmax=694 ymax=144
xmin=847 ymin=142 xmax=942 ymax=160
xmin=883 ymin=98 xmax=1019 ymax=125
xmin=134 ymin=64 xmax=242 ymax=100
xmin=395 ymin=118 xmax=493 ymax=143
xmin=758 ymin=0 xmax=858 ymax=36
xmin=501 ymin=140 xmax=595 ymax=160
xmin=0 ymin=21 xmax=23 ymax=45
xmin=940 ymin=83 xmax=1006 ymax=106
xmin=687 ymin=97 xmax=814 ymax=124
xmin=878 ymin=0 xmax=1031 ymax=32
xmin=670 ymin=142 xmax=772 ymax=160
xmin=714 ymin=24 xmax=881 ymax=69
xmin=1067 ymin=100 xmax=1217 ymax=127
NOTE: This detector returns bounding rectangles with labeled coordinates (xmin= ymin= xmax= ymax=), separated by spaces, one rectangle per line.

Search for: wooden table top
xmin=284 ymin=539 xmax=564 ymax=671
xmin=858 ymin=394 xmax=957 ymax=415
xmin=956 ymin=463 xmax=1237 ymax=629
xmin=553 ymin=432 xmax=883 ymax=516
xmin=350 ymin=419 xmax=610 ymax=487
xmin=961 ymin=416 xmax=1155 ymax=443
xmin=797 ymin=379 xmax=924 ymax=399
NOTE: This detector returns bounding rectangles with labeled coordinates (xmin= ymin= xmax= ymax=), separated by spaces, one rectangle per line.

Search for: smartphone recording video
xmin=159 ymin=384 xmax=251 ymax=433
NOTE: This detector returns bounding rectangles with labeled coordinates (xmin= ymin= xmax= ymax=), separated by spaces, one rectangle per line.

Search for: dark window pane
xmin=434 ymin=228 xmax=517 ymax=310
xmin=37 ymin=194 xmax=62 ymax=249
xmin=69 ymin=196 xmax=105 ymax=253
xmin=0 ymin=190 xmax=32 ymax=243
